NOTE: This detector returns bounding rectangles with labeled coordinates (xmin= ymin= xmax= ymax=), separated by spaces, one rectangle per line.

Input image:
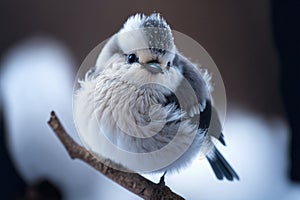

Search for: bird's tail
xmin=206 ymin=147 xmax=239 ymax=181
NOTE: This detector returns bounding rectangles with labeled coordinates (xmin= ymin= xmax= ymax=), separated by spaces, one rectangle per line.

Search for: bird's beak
xmin=143 ymin=63 xmax=163 ymax=74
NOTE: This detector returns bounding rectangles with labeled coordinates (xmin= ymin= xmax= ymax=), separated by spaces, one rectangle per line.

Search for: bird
xmin=73 ymin=13 xmax=239 ymax=181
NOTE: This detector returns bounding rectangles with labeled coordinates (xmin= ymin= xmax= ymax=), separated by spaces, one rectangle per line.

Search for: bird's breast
xmin=93 ymin=76 xmax=172 ymax=145
xmin=74 ymin=75 xmax=203 ymax=172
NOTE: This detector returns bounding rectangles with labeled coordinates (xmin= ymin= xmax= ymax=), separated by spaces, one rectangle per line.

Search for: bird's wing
xmin=173 ymin=53 xmax=225 ymax=145
xmin=173 ymin=53 xmax=210 ymax=108
xmin=173 ymin=53 xmax=239 ymax=181
xmin=210 ymin=106 xmax=226 ymax=146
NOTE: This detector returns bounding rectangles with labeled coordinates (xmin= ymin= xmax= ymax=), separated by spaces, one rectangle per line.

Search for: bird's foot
xmin=158 ymin=171 xmax=167 ymax=186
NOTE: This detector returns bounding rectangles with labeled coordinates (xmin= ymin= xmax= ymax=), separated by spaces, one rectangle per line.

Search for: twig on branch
xmin=47 ymin=111 xmax=185 ymax=200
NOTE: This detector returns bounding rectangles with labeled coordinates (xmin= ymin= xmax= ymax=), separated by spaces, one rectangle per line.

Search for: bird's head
xmin=118 ymin=13 xmax=176 ymax=74
xmin=96 ymin=13 xmax=182 ymax=91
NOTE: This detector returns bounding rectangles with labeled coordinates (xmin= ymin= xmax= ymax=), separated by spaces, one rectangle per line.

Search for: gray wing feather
xmin=173 ymin=53 xmax=224 ymax=143
xmin=173 ymin=53 xmax=210 ymax=105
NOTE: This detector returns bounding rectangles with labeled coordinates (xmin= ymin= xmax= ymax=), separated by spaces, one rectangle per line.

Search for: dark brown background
xmin=0 ymin=0 xmax=283 ymax=116
xmin=1 ymin=0 xmax=299 ymax=199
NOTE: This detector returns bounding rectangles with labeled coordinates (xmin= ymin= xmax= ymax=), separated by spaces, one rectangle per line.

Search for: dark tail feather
xmin=218 ymin=132 xmax=226 ymax=146
xmin=206 ymin=147 xmax=239 ymax=181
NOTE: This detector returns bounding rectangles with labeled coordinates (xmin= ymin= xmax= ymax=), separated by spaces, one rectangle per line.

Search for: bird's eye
xmin=127 ymin=54 xmax=139 ymax=64
xmin=167 ymin=62 xmax=171 ymax=67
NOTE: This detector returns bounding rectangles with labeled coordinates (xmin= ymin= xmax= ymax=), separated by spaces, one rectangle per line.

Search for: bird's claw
xmin=158 ymin=171 xmax=167 ymax=186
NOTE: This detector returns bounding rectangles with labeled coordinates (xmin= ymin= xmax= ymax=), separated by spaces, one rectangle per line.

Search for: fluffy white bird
xmin=74 ymin=13 xmax=239 ymax=181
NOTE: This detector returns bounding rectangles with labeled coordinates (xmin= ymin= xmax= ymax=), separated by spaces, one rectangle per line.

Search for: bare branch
xmin=47 ymin=111 xmax=185 ymax=200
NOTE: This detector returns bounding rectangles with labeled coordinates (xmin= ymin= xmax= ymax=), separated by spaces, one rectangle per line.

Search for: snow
xmin=1 ymin=36 xmax=299 ymax=200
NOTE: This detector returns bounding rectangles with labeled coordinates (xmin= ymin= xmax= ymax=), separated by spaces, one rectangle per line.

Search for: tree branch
xmin=47 ymin=111 xmax=185 ymax=200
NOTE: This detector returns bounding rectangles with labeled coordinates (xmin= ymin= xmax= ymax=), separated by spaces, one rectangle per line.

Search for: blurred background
xmin=0 ymin=0 xmax=299 ymax=199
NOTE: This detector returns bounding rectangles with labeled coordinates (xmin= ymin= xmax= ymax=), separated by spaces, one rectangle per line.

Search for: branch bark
xmin=47 ymin=111 xmax=185 ymax=200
